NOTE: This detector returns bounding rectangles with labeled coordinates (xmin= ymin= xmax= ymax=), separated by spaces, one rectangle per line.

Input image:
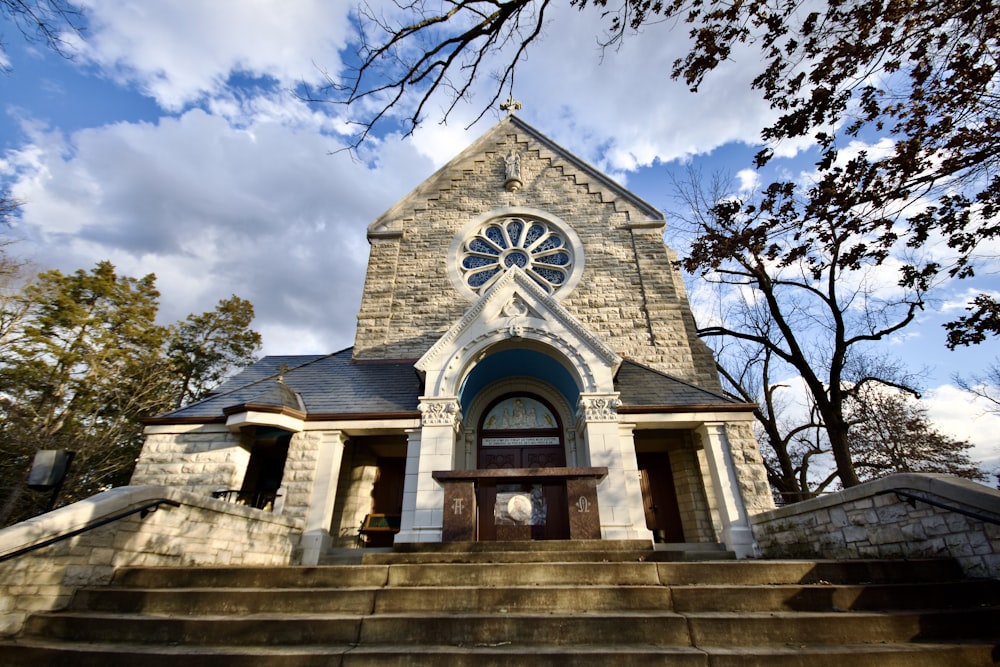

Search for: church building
xmin=133 ymin=113 xmax=775 ymax=564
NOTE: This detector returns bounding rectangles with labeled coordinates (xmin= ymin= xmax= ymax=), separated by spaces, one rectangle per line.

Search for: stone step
xmin=4 ymin=557 xmax=995 ymax=665
xmin=358 ymin=548 xmax=659 ymax=564
xmin=388 ymin=539 xmax=653 ymax=553
xmin=683 ymin=608 xmax=1000 ymax=645
xmin=670 ymin=580 xmax=1000 ymax=612
xmin=645 ymin=548 xmax=737 ymax=561
xmin=111 ymin=565 xmax=392 ymax=589
xmin=69 ymin=578 xmax=1000 ymax=616
xmin=4 ymin=638 xmax=997 ymax=667
xmin=21 ymin=611 xmax=692 ymax=646
xmin=70 ymin=585 xmax=675 ymax=615
xmin=108 ymin=558 xmax=965 ymax=591
xmin=22 ymin=606 xmax=1000 ymax=648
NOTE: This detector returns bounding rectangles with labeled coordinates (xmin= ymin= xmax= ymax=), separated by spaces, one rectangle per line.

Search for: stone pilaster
xmin=577 ymin=393 xmax=645 ymax=540
xmin=300 ymin=430 xmax=346 ymax=565
xmin=697 ymin=423 xmax=758 ymax=558
xmin=397 ymin=397 xmax=461 ymax=543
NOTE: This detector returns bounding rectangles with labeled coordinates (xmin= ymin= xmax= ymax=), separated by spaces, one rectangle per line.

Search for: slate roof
xmin=154 ymin=348 xmax=423 ymax=421
xmin=614 ymin=360 xmax=748 ymax=411
xmin=152 ymin=349 xmax=748 ymax=424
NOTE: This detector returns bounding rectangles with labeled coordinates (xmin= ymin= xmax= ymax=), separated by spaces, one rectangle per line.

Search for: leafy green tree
xmin=167 ymin=295 xmax=262 ymax=408
xmin=0 ymin=262 xmax=261 ymax=525
xmin=0 ymin=262 xmax=172 ymax=524
xmin=945 ymin=295 xmax=1000 ymax=349
xmin=846 ymin=387 xmax=986 ymax=482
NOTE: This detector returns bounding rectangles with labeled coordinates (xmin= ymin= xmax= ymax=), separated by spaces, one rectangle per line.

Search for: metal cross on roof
xmin=501 ymin=94 xmax=522 ymax=115
xmin=275 ymin=362 xmax=291 ymax=383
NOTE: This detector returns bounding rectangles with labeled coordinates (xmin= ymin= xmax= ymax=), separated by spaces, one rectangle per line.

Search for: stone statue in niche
xmin=503 ymin=150 xmax=523 ymax=192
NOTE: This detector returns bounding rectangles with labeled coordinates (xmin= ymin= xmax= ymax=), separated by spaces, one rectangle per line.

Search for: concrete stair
xmin=1 ymin=541 xmax=998 ymax=666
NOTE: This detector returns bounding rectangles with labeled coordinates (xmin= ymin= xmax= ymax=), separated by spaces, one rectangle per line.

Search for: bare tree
xmin=846 ymin=385 xmax=986 ymax=482
xmin=311 ymin=0 xmax=549 ymax=147
xmin=673 ymin=168 xmax=926 ymax=488
xmin=714 ymin=339 xmax=837 ymax=504
xmin=0 ymin=0 xmax=83 ymax=64
xmin=327 ymin=0 xmax=999 ymax=339
xmin=954 ymin=362 xmax=1000 ymax=415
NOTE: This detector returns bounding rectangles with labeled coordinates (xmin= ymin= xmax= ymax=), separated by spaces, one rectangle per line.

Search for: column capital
xmin=418 ymin=396 xmax=462 ymax=430
xmin=576 ymin=393 xmax=621 ymax=425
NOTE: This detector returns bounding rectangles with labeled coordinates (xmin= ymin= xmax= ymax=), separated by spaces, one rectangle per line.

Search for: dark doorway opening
xmin=365 ymin=456 xmax=405 ymax=547
xmin=240 ymin=428 xmax=291 ymax=510
xmin=637 ymin=451 xmax=684 ymax=542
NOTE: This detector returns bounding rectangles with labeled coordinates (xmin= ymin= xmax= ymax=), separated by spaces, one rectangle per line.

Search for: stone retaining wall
xmin=751 ymin=473 xmax=1000 ymax=578
xmin=0 ymin=486 xmax=302 ymax=636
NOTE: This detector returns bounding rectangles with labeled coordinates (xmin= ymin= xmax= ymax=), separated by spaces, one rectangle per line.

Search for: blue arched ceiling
xmin=458 ymin=348 xmax=579 ymax=415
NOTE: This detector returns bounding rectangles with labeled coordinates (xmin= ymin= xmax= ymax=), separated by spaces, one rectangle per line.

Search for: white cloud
xmin=509 ymin=5 xmax=781 ymax=171
xmin=5 ymin=106 xmax=434 ymax=355
xmin=924 ymin=384 xmax=1000 ymax=472
xmin=736 ymin=168 xmax=760 ymax=193
xmin=357 ymin=2 xmax=793 ymax=176
xmin=940 ymin=287 xmax=1000 ymax=313
xmin=72 ymin=0 xmax=353 ymax=111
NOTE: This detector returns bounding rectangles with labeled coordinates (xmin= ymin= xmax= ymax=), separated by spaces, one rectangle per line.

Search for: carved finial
xmin=276 ymin=362 xmax=291 ymax=384
xmin=501 ymin=94 xmax=522 ymax=116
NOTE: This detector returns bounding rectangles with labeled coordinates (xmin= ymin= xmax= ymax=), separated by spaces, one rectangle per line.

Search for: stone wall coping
xmin=751 ymin=473 xmax=1000 ymax=524
xmin=0 ymin=485 xmax=303 ymax=558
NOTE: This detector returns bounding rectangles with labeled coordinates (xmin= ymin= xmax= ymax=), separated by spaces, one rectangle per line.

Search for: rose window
xmin=459 ymin=217 xmax=573 ymax=294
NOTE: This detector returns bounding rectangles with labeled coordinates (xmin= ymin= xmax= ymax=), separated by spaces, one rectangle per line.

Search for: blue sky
xmin=0 ymin=1 xmax=997 ymax=474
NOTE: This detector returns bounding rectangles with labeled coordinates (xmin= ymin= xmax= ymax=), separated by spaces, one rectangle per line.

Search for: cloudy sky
xmin=0 ymin=1 xmax=997 ymax=474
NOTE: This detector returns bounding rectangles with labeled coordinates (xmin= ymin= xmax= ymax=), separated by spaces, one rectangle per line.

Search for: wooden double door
xmin=475 ymin=394 xmax=569 ymax=540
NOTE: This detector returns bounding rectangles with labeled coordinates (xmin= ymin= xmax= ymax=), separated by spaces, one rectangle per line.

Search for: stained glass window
xmin=459 ymin=217 xmax=573 ymax=294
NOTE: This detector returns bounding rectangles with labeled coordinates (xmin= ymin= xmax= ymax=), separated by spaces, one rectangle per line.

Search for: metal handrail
xmin=878 ymin=488 xmax=1000 ymax=527
xmin=0 ymin=499 xmax=180 ymax=564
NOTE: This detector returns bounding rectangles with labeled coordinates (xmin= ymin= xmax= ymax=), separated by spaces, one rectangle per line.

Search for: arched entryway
xmin=474 ymin=393 xmax=570 ymax=540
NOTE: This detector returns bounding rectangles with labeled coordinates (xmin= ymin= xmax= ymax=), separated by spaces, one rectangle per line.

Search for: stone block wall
xmin=724 ymin=422 xmax=776 ymax=515
xmin=751 ymin=473 xmax=1000 ymax=578
xmin=280 ymin=431 xmax=323 ymax=524
xmin=132 ymin=425 xmax=248 ymax=494
xmin=0 ymin=486 xmax=302 ymax=636
xmin=667 ymin=439 xmax=717 ymax=543
xmin=329 ymin=441 xmax=379 ymax=548
xmin=135 ymin=426 xmax=332 ymax=528
xmin=354 ymin=127 xmax=718 ymax=388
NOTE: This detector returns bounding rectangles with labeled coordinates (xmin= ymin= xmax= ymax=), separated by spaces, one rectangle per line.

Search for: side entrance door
xmin=636 ymin=451 xmax=685 ymax=542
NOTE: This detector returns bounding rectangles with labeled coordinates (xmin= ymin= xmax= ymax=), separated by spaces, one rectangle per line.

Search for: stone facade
xmin=119 ymin=114 xmax=775 ymax=561
xmin=132 ymin=426 xmax=248 ymax=493
xmin=355 ymin=125 xmax=720 ymax=390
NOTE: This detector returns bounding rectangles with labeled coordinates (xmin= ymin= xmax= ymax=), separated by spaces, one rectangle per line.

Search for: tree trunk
xmin=827 ymin=419 xmax=860 ymax=487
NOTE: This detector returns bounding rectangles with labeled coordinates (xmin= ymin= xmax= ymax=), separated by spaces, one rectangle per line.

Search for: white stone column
xmin=300 ymin=430 xmax=346 ymax=565
xmin=697 ymin=423 xmax=757 ymax=558
xmin=396 ymin=428 xmax=422 ymax=543
xmin=578 ymin=393 xmax=645 ymax=540
xmin=618 ymin=422 xmax=653 ymax=541
xmin=396 ymin=397 xmax=460 ymax=543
